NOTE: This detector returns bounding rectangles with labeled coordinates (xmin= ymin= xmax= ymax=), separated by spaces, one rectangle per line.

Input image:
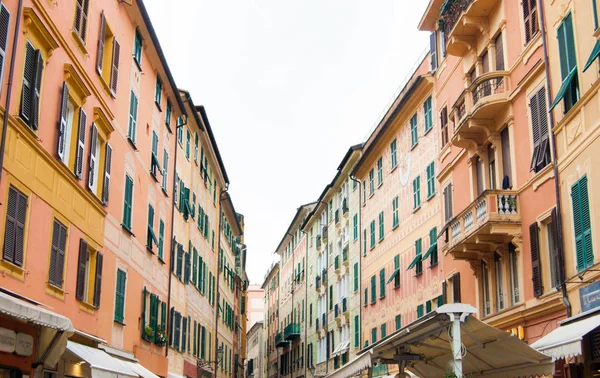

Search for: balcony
xmin=441 ymin=0 xmax=499 ymax=56
xmin=450 ymin=72 xmax=511 ymax=148
xmin=444 ymin=190 xmax=521 ymax=260
xmin=275 ymin=332 xmax=288 ymax=347
xmin=342 ymin=198 xmax=349 ymax=216
xmin=284 ymin=323 xmax=301 ymax=341
xmin=322 ymin=226 xmax=328 ymax=242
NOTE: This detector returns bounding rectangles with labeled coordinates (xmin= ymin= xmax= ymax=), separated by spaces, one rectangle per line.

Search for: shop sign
xmin=0 ymin=328 xmax=16 ymax=353
xmin=580 ymin=281 xmax=600 ymax=312
xmin=0 ymin=328 xmax=33 ymax=356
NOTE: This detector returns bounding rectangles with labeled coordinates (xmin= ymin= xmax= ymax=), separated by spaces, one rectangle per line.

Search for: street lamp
xmin=197 ymin=346 xmax=224 ymax=371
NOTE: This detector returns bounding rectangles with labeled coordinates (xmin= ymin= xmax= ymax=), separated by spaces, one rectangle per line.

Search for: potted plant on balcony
xmin=154 ymin=326 xmax=167 ymax=346
xmin=142 ymin=326 xmax=154 ymax=342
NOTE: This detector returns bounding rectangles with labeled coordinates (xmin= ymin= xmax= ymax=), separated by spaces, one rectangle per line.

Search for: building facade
xmin=245 ymin=322 xmax=264 ymax=378
xmin=262 ymin=262 xmax=280 ymax=378
xmin=301 ymin=145 xmax=362 ymax=377
xmin=247 ymin=285 xmax=265 ymax=329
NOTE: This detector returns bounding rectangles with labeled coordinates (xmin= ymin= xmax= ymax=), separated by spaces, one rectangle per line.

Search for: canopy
xmin=332 ymin=341 xmax=349 ymax=357
xmin=583 ymin=40 xmax=600 ymax=72
xmin=325 ymin=350 xmax=372 ymax=378
xmin=386 ymin=269 xmax=399 ymax=284
xmin=406 ymin=254 xmax=421 ymax=271
xmin=421 ymin=243 xmax=437 ymax=261
xmin=121 ymin=361 xmax=160 ymax=378
xmin=168 ymin=373 xmax=186 ymax=378
xmin=66 ymin=341 xmax=138 ymax=378
xmin=0 ymin=290 xmax=74 ymax=331
xmin=531 ymin=313 xmax=600 ymax=361
xmin=371 ymin=304 xmax=554 ymax=378
xmin=550 ymin=67 xmax=578 ymax=110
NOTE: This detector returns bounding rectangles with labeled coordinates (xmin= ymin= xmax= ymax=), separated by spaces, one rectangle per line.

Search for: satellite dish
xmin=399 ymin=152 xmax=412 ymax=186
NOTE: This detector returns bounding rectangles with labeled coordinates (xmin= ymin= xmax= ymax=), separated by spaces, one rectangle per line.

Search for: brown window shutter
xmin=87 ymin=123 xmax=99 ymax=190
xmin=48 ymin=220 xmax=60 ymax=286
xmin=76 ymin=239 xmax=88 ymax=300
xmin=550 ymin=208 xmax=563 ymax=287
xmin=110 ymin=39 xmax=120 ymax=95
xmin=96 ymin=12 xmax=106 ymax=75
xmin=442 ymin=280 xmax=447 ymax=304
xmin=3 ymin=187 xmax=26 ymax=267
xmin=0 ymin=4 xmax=11 ymax=82
xmin=495 ymin=33 xmax=504 ymax=71
xmin=452 ymin=272 xmax=461 ymax=302
xmin=93 ymin=252 xmax=103 ymax=307
xmin=20 ymin=43 xmax=35 ymax=123
xmin=530 ymin=223 xmax=543 ymax=297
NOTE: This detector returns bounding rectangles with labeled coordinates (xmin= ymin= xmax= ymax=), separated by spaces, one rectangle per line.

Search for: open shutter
xmin=110 ymin=39 xmax=120 ymax=95
xmin=76 ymin=239 xmax=87 ymax=300
xmin=31 ymin=50 xmax=43 ymax=130
xmin=75 ymin=108 xmax=87 ymax=179
xmin=535 ymin=89 xmax=550 ymax=170
xmin=57 ymin=82 xmax=69 ymax=161
xmin=87 ymin=123 xmax=98 ymax=189
xmin=93 ymin=252 xmax=103 ymax=307
xmin=452 ymin=272 xmax=461 ymax=302
xmin=430 ymin=32 xmax=438 ymax=71
xmin=20 ymin=43 xmax=35 ymax=123
xmin=529 ymin=223 xmax=543 ymax=297
xmin=96 ymin=12 xmax=106 ymax=74
xmin=102 ymin=143 xmax=112 ymax=205
xmin=0 ymin=4 xmax=10 ymax=87
xmin=550 ymin=208 xmax=562 ymax=288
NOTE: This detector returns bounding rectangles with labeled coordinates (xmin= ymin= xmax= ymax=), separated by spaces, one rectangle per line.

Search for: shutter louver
xmin=48 ymin=221 xmax=59 ymax=286
xmin=430 ymin=32 xmax=438 ymax=71
xmin=102 ymin=143 xmax=112 ymax=205
xmin=96 ymin=12 xmax=106 ymax=74
xmin=529 ymin=223 xmax=543 ymax=297
xmin=110 ymin=39 xmax=120 ymax=95
xmin=20 ymin=43 xmax=35 ymax=123
xmin=49 ymin=220 xmax=66 ymax=287
xmin=93 ymin=252 xmax=103 ymax=307
xmin=0 ymin=4 xmax=10 ymax=88
xmin=87 ymin=123 xmax=98 ymax=190
xmin=452 ymin=272 xmax=461 ymax=302
xmin=550 ymin=208 xmax=562 ymax=287
xmin=31 ymin=50 xmax=43 ymax=130
xmin=495 ymin=33 xmax=504 ymax=71
xmin=3 ymin=187 xmax=26 ymax=266
xmin=57 ymin=82 xmax=69 ymax=162
xmin=75 ymin=108 xmax=87 ymax=179
xmin=76 ymin=239 xmax=88 ymax=300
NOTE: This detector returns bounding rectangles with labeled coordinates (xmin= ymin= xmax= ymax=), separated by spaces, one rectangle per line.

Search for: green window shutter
xmin=371 ymin=328 xmax=377 ymax=344
xmin=186 ymin=129 xmax=191 ymax=159
xmin=377 ymin=158 xmax=383 ymax=186
xmin=192 ymin=248 xmax=198 ymax=284
xmin=158 ymin=220 xmax=165 ymax=260
xmin=134 ymin=28 xmax=142 ymax=65
xmin=416 ymin=238 xmax=423 ymax=274
xmin=429 ymin=227 xmax=438 ymax=265
xmin=417 ymin=304 xmax=424 ymax=318
xmin=114 ymin=269 xmax=126 ymax=323
xmin=391 ymin=139 xmax=397 ymax=168
xmin=354 ymin=315 xmax=359 ymax=348
xmin=364 ymin=288 xmax=368 ymax=307
xmin=369 ymin=169 xmax=374 ymax=195
xmin=392 ymin=197 xmax=399 ymax=228
xmin=395 ymin=315 xmax=401 ymax=330
xmin=353 ymin=263 xmax=359 ymax=292
xmin=201 ymin=326 xmax=206 ymax=359
xmin=381 ymin=323 xmax=387 ymax=338
xmin=410 ymin=114 xmax=418 ymax=146
xmin=379 ymin=268 xmax=386 ymax=298
xmin=370 ymin=276 xmax=376 ymax=303
xmin=378 ymin=212 xmax=384 ymax=241
xmin=572 ymin=176 xmax=594 ymax=271
xmin=427 ymin=162 xmax=435 ymax=198
xmin=413 ymin=177 xmax=421 ymax=209
xmin=424 ymin=97 xmax=432 ymax=131
xmin=353 ymin=214 xmax=358 ymax=240
xmin=165 ymin=101 xmax=171 ymax=129
xmin=155 ymin=78 xmax=162 ymax=106
xmin=329 ymin=285 xmax=333 ymax=310
xmin=363 ymin=229 xmax=367 ymax=255
xmin=128 ymin=91 xmax=138 ymax=143
xmin=161 ymin=302 xmax=166 ymax=329
xmin=122 ymin=175 xmax=133 ymax=230
xmin=370 ymin=221 xmax=375 ymax=248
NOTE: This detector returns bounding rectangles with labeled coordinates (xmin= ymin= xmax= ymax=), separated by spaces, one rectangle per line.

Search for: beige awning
xmin=531 ymin=313 xmax=600 ymax=361
xmin=325 ymin=350 xmax=372 ymax=378
xmin=0 ymin=291 xmax=74 ymax=331
xmin=66 ymin=341 xmax=138 ymax=378
xmin=121 ymin=361 xmax=160 ymax=378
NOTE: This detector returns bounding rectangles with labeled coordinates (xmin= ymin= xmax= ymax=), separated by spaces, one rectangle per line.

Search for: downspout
xmin=166 ymin=110 xmax=189 ymax=357
xmin=350 ymin=176 xmax=361 ymax=348
xmin=0 ymin=0 xmax=24 ymax=180
xmin=537 ymin=0 xmax=572 ymax=318
xmin=215 ymin=186 xmax=227 ymax=376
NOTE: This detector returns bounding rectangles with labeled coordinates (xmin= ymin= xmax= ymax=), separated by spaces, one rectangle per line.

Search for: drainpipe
xmin=0 ymin=0 xmax=24 ymax=180
xmin=350 ymin=176 xmax=361 ymax=349
xmin=166 ymin=111 xmax=189 ymax=357
xmin=537 ymin=0 xmax=572 ymax=318
xmin=215 ymin=186 xmax=227 ymax=376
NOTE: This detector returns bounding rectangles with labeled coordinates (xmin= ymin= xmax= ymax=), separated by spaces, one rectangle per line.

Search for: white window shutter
xmin=57 ymin=82 xmax=69 ymax=162
xmin=87 ymin=123 xmax=98 ymax=190
xmin=75 ymin=108 xmax=87 ymax=179
xmin=102 ymin=143 xmax=112 ymax=205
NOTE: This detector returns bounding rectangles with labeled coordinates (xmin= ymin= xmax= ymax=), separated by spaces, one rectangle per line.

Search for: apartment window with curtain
xmin=550 ymin=13 xmax=579 ymax=114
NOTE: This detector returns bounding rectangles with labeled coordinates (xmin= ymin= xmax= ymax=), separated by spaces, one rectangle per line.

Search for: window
xmin=494 ymin=253 xmax=504 ymax=311
xmin=381 ymin=323 xmax=387 ymax=339
xmin=165 ymin=101 xmax=172 ymax=131
xmin=426 ymin=162 xmax=435 ymax=198
xmin=0 ymin=4 xmax=10 ymax=92
xmin=114 ymin=269 xmax=126 ymax=323
xmin=426 ymin=300 xmax=432 ymax=313
xmin=73 ymin=0 xmax=90 ymax=42
xmin=158 ymin=220 xmax=165 ymax=261
xmin=354 ymin=315 xmax=359 ymax=348
xmin=370 ymin=276 xmax=376 ymax=304
xmin=390 ymin=139 xmax=397 ymax=169
xmin=48 ymin=219 xmax=67 ymax=288
xmin=75 ymin=238 xmax=103 ymax=307
xmin=20 ymin=42 xmax=43 ymax=130
xmin=509 ymin=244 xmax=520 ymax=305
xmin=572 ymin=175 xmax=593 ymax=272
xmin=146 ymin=205 xmax=159 ymax=251
xmin=495 ymin=33 xmax=504 ymax=71
xmin=186 ymin=129 xmax=191 ymax=159
xmin=194 ymin=133 xmax=199 ymax=163
xmin=128 ymin=91 xmax=138 ymax=144
xmin=363 ymin=181 xmax=366 ymax=204
xmin=393 ymin=255 xmax=400 ymax=287
xmin=440 ymin=107 xmax=448 ymax=147
xmin=410 ymin=114 xmax=418 ymax=146
xmin=428 ymin=227 xmax=438 ymax=266
xmin=377 ymin=158 xmax=383 ymax=186
xmin=481 ymin=261 xmax=491 ymax=315
xmin=3 ymin=186 xmax=27 ymax=267
xmin=488 ymin=145 xmax=496 ymax=190
xmin=522 ymin=0 xmax=539 ymax=44
xmin=392 ymin=197 xmax=399 ymax=228
xmin=551 ymin=13 xmax=579 ymax=113
xmin=417 ymin=304 xmax=424 ymax=318
xmin=177 ymin=117 xmax=183 ymax=144
xmin=155 ymin=77 xmax=162 ymax=107
xmin=413 ymin=176 xmax=421 ymax=210
xmin=546 ymin=211 xmax=560 ymax=290
xmin=95 ymin=12 xmax=120 ymax=95
xmin=379 ymin=268 xmax=385 ymax=298
xmin=363 ymin=229 xmax=367 ymax=255
xmin=150 ymin=131 xmax=161 ymax=179
xmin=353 ymin=263 xmax=359 ymax=292
xmin=594 ymin=0 xmax=599 ymax=30
xmin=378 ymin=212 xmax=384 ymax=241
xmin=430 ymin=31 xmax=438 ymax=71
xmin=529 ymin=87 xmax=550 ymax=173
xmin=364 ymin=288 xmax=368 ymax=307
xmin=353 ymin=214 xmax=358 ymax=240
xmin=133 ymin=28 xmax=142 ymax=67
xmin=122 ymin=174 xmax=134 ymax=231
xmin=371 ymin=328 xmax=377 ymax=344
xmin=369 ymin=169 xmax=374 ymax=196
xmin=57 ymin=83 xmax=84 ymax=178
xmin=415 ymin=239 xmax=422 ymax=275
xmin=162 ymin=150 xmax=168 ymax=192
xmin=395 ymin=315 xmax=401 ymax=330
xmin=369 ymin=221 xmax=375 ymax=249
xmin=424 ymin=97 xmax=432 ymax=132
xmin=443 ymin=183 xmax=453 ymax=223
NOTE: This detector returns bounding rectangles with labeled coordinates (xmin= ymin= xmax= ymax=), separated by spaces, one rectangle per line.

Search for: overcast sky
xmin=145 ymin=0 xmax=430 ymax=284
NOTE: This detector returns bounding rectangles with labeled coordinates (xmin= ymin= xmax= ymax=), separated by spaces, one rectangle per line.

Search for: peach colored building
xmin=418 ymin=0 xmax=566 ymax=347
xmin=262 ymin=262 xmax=280 ymax=378
xmin=246 ymin=285 xmax=265 ymax=329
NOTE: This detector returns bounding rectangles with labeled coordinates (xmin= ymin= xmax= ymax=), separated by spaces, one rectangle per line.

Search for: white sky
xmin=145 ymin=0 xmax=430 ymax=284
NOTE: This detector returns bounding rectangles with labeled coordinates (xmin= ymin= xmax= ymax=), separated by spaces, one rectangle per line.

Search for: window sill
xmin=410 ymin=142 xmax=418 ymax=151
xmin=133 ymin=57 xmax=143 ymax=72
xmin=127 ymin=137 xmax=138 ymax=151
xmin=146 ymin=245 xmax=155 ymax=254
xmin=0 ymin=259 xmax=25 ymax=280
xmin=377 ymin=182 xmax=383 ymax=189
xmin=393 ymin=284 xmax=400 ymax=289
xmin=158 ymin=256 xmax=165 ymax=264
xmin=427 ymin=193 xmax=436 ymax=201
xmin=165 ymin=122 xmax=172 ymax=134
xmin=424 ymin=127 xmax=432 ymax=136
xmin=155 ymin=101 xmax=162 ymax=112
xmin=414 ymin=271 xmax=423 ymax=277
xmin=390 ymin=165 xmax=398 ymax=174
xmin=161 ymin=187 xmax=169 ymax=197
xmin=430 ymin=261 xmax=438 ymax=268
xmin=45 ymin=282 xmax=65 ymax=300
xmin=121 ymin=224 xmax=135 ymax=237
xmin=150 ymin=172 xmax=160 ymax=183
xmin=79 ymin=301 xmax=96 ymax=314
xmin=412 ymin=205 xmax=421 ymax=214
xmin=114 ymin=319 xmax=126 ymax=326
xmin=378 ymin=237 xmax=384 ymax=243
xmin=392 ymin=223 xmax=399 ymax=230
xmin=71 ymin=30 xmax=88 ymax=56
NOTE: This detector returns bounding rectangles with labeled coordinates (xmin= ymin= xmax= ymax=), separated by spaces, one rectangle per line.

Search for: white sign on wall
xmin=16 ymin=332 xmax=34 ymax=356
xmin=0 ymin=328 xmax=16 ymax=353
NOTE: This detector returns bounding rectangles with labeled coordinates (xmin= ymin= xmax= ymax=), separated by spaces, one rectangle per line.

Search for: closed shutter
xmin=20 ymin=43 xmax=35 ymax=123
xmin=452 ymin=272 xmax=461 ymax=302
xmin=3 ymin=187 xmax=27 ymax=266
xmin=176 ymin=244 xmax=183 ymax=278
xmin=353 ymin=263 xmax=358 ymax=291
xmin=75 ymin=108 xmax=87 ymax=179
xmin=73 ymin=0 xmax=89 ymax=39
xmin=0 ymin=4 xmax=10 ymax=90
xmin=495 ymin=32 xmax=504 ymax=70
xmin=193 ymin=320 xmax=197 ymax=356
xmin=76 ymin=239 xmax=87 ymax=300
xmin=87 ymin=123 xmax=99 ymax=190
xmin=192 ymin=248 xmax=198 ymax=284
xmin=102 ymin=143 xmax=112 ymax=205
xmin=93 ymin=252 xmax=103 ymax=307
xmin=149 ymin=294 xmax=158 ymax=336
xmin=49 ymin=220 xmax=67 ymax=287
xmin=523 ymin=0 xmax=538 ymax=44
xmin=123 ymin=175 xmax=133 ymax=229
xmin=174 ymin=312 xmax=181 ymax=350
xmin=96 ymin=12 xmax=106 ymax=74
xmin=201 ymin=326 xmax=206 ymax=359
xmin=158 ymin=220 xmax=165 ymax=260
xmin=529 ymin=223 xmax=542 ymax=297
xmin=430 ymin=32 xmax=438 ymax=71
xmin=379 ymin=268 xmax=385 ymax=298
xmin=162 ymin=150 xmax=168 ymax=191
xmin=57 ymin=82 xmax=69 ymax=162
xmin=370 ymin=276 xmax=376 ymax=303
xmin=181 ymin=316 xmax=187 ymax=352
xmin=184 ymin=251 xmax=191 ymax=284
xmin=114 ymin=269 xmax=126 ymax=322
xmin=550 ymin=208 xmax=562 ymax=287
xmin=572 ymin=176 xmax=594 ymax=271
xmin=501 ymin=128 xmax=512 ymax=187
xmin=110 ymin=39 xmax=120 ymax=95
